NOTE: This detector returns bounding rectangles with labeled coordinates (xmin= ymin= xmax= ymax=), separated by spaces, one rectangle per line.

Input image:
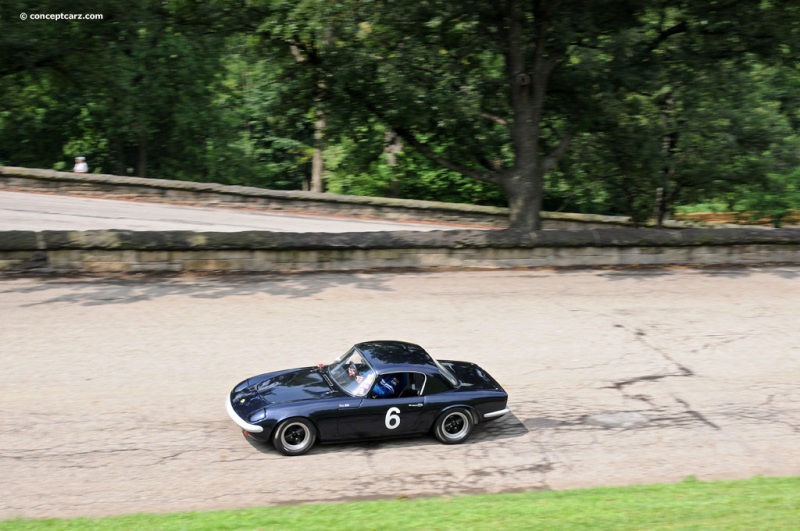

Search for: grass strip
xmin=2 ymin=476 xmax=799 ymax=530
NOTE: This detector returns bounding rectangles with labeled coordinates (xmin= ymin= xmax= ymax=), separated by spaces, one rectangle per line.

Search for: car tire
xmin=272 ymin=417 xmax=317 ymax=456
xmin=433 ymin=408 xmax=473 ymax=444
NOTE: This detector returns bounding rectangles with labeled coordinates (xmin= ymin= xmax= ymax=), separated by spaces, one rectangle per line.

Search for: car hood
xmin=231 ymin=366 xmax=338 ymax=415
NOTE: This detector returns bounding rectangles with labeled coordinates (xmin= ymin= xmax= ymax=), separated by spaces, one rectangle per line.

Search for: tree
xmin=739 ymin=167 xmax=800 ymax=227
xmin=3 ymin=0 xmax=799 ymax=224
xmin=322 ymin=0 xmax=616 ymax=229
xmin=0 ymin=0 xmax=228 ymax=178
xmin=303 ymin=0 xmax=800 ymax=229
xmin=209 ymin=33 xmax=317 ymax=190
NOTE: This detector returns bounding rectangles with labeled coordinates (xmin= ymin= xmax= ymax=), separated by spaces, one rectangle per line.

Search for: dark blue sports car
xmin=226 ymin=341 xmax=510 ymax=455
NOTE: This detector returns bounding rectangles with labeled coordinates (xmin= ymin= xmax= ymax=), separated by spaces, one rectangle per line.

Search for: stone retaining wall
xmin=2 ymin=228 xmax=798 ymax=274
xmin=0 ymin=166 xmax=637 ymax=229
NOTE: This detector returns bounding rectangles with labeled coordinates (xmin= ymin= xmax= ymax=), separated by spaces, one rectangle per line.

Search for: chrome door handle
xmin=409 ymin=403 xmax=424 ymax=408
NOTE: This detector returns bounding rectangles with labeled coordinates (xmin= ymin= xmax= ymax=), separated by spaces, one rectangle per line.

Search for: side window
xmin=421 ymin=373 xmax=450 ymax=395
xmin=399 ymin=373 xmax=424 ymax=397
xmin=371 ymin=373 xmax=410 ymax=399
xmin=371 ymin=373 xmax=431 ymax=398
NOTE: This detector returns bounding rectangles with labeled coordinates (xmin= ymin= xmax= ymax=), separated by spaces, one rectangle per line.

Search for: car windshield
xmin=327 ymin=347 xmax=376 ymax=397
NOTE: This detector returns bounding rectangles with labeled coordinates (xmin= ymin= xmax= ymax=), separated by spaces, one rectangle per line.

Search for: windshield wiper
xmin=321 ymin=371 xmax=336 ymax=388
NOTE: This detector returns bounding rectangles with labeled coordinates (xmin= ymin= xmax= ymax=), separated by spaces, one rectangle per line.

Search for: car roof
xmin=354 ymin=341 xmax=439 ymax=374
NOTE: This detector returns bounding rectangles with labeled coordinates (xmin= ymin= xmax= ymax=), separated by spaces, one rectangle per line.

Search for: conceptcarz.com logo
xmin=20 ymin=12 xmax=104 ymax=21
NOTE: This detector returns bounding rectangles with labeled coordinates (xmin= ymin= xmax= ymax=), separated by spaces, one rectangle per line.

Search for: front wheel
xmin=272 ymin=418 xmax=317 ymax=456
xmin=433 ymin=408 xmax=473 ymax=444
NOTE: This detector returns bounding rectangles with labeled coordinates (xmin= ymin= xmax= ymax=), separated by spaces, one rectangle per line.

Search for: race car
xmin=225 ymin=340 xmax=510 ymax=455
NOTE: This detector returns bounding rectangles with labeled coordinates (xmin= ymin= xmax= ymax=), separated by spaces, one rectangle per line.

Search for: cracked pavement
xmin=1 ymin=266 xmax=799 ymax=518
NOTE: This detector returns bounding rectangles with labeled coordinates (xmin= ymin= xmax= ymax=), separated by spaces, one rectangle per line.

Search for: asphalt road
xmin=0 ymin=191 xmax=470 ymax=232
xmin=2 ymin=267 xmax=799 ymax=519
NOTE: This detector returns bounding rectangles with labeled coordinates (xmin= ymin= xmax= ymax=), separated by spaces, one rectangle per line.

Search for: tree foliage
xmin=1 ymin=0 xmax=799 ymax=227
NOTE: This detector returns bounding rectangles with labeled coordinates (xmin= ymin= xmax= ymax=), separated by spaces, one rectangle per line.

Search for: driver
xmin=348 ymin=364 xmax=406 ymax=398
xmin=348 ymin=363 xmax=372 ymax=395
xmin=372 ymin=374 xmax=407 ymax=398
xmin=373 ymin=376 xmax=399 ymax=398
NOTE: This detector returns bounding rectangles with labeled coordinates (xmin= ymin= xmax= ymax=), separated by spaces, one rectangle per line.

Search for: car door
xmin=336 ymin=372 xmax=432 ymax=440
xmin=336 ymin=396 xmax=427 ymax=439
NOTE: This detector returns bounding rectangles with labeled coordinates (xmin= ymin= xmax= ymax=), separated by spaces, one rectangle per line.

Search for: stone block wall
xmin=1 ymin=228 xmax=798 ymax=274
xmin=3 ymin=166 xmax=794 ymax=275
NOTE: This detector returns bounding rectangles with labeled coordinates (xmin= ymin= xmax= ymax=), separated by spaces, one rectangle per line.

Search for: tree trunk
xmin=137 ymin=133 xmax=147 ymax=178
xmin=656 ymin=92 xmax=679 ymax=226
xmin=503 ymin=170 xmax=542 ymax=230
xmin=310 ymin=107 xmax=325 ymax=193
xmin=503 ymin=0 xmax=546 ymax=231
xmin=384 ymin=130 xmax=402 ymax=166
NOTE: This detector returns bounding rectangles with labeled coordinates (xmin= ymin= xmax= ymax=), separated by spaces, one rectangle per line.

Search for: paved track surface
xmin=0 ymin=191 xmax=470 ymax=232
xmin=2 ymin=267 xmax=799 ymax=519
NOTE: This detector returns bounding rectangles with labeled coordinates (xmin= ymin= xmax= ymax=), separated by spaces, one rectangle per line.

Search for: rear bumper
xmin=483 ymin=407 xmax=510 ymax=420
xmin=225 ymin=395 xmax=264 ymax=433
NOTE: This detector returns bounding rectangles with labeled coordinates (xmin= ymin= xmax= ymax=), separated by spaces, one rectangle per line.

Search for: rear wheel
xmin=272 ymin=418 xmax=317 ymax=456
xmin=433 ymin=408 xmax=473 ymax=444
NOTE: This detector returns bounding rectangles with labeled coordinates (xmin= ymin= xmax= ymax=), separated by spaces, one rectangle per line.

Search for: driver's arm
xmin=372 ymin=378 xmax=390 ymax=398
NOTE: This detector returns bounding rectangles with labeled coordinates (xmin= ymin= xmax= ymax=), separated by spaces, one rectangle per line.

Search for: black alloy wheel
xmin=433 ymin=408 xmax=473 ymax=444
xmin=273 ymin=417 xmax=317 ymax=456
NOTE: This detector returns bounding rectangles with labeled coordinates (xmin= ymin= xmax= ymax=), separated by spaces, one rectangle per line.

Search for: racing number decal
xmin=385 ymin=407 xmax=401 ymax=429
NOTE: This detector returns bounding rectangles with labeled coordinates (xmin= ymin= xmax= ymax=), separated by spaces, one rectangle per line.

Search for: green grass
xmin=674 ymin=202 xmax=730 ymax=214
xmin=3 ymin=476 xmax=799 ymax=530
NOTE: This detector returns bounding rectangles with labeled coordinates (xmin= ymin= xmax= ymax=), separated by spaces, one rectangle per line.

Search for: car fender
xmin=267 ymin=413 xmax=321 ymax=441
xmin=269 ymin=403 xmax=340 ymax=442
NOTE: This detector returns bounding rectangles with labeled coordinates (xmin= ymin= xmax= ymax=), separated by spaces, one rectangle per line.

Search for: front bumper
xmin=225 ymin=395 xmax=264 ymax=433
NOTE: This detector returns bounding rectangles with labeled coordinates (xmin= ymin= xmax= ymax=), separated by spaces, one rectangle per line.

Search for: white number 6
xmin=385 ymin=407 xmax=401 ymax=429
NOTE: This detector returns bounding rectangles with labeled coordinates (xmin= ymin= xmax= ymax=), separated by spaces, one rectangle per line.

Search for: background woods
xmin=2 ymin=0 xmax=799 ymax=227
